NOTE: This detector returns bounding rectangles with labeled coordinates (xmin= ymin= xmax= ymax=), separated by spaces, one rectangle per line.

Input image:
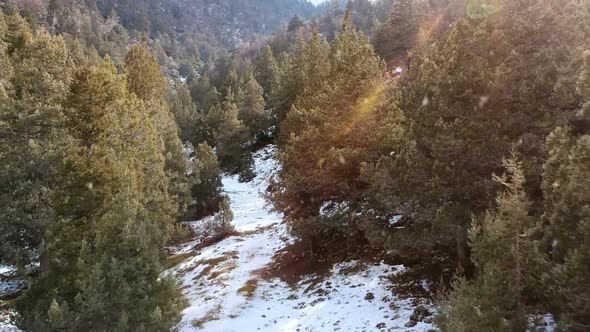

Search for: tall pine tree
xmin=18 ymin=60 xmax=184 ymax=331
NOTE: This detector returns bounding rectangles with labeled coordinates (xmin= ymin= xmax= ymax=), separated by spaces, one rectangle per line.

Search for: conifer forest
xmin=0 ymin=0 xmax=589 ymax=331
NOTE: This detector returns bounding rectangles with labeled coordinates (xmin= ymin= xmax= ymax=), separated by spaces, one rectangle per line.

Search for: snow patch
xmin=168 ymin=145 xmax=435 ymax=331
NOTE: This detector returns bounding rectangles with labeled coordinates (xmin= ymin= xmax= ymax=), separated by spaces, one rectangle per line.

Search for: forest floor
xmin=167 ymin=145 xmax=436 ymax=332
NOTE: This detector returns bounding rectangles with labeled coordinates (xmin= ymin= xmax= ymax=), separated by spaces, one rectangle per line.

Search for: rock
xmin=410 ymin=304 xmax=431 ymax=322
xmin=0 ymin=280 xmax=27 ymax=300
xmin=423 ymin=317 xmax=434 ymax=324
xmin=416 ymin=304 xmax=431 ymax=316
xmin=404 ymin=320 xmax=418 ymax=328
xmin=364 ymin=292 xmax=375 ymax=300
xmin=389 ymin=302 xmax=399 ymax=311
xmin=376 ymin=322 xmax=386 ymax=329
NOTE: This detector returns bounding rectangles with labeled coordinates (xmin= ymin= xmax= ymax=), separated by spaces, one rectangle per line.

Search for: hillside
xmin=94 ymin=0 xmax=318 ymax=46
xmin=1 ymin=0 xmax=589 ymax=331
xmin=166 ymin=146 xmax=436 ymax=331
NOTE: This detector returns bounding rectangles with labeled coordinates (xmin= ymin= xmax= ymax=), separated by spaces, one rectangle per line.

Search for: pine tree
xmin=541 ymin=52 xmax=590 ymax=330
xmin=436 ymin=155 xmax=545 ymax=331
xmin=189 ymin=143 xmax=222 ymax=217
xmin=372 ymin=0 xmax=418 ymax=63
xmin=269 ymin=34 xmax=308 ymax=126
xmin=272 ymin=25 xmax=385 ymax=251
xmin=367 ymin=3 xmax=588 ymax=266
xmin=237 ymin=73 xmax=269 ymax=140
xmin=254 ymin=45 xmax=279 ymax=101
xmin=190 ymin=72 xmax=220 ymax=114
xmin=170 ymin=83 xmax=201 ymax=144
xmin=287 ymin=15 xmax=304 ymax=33
xmin=124 ymin=45 xmax=191 ymax=220
xmin=208 ymin=91 xmax=251 ymax=174
xmin=17 ymin=60 xmax=183 ymax=330
xmin=550 ymin=217 xmax=590 ymax=331
xmin=0 ymin=15 xmax=71 ymax=271
xmin=276 ymin=30 xmax=331 ymax=143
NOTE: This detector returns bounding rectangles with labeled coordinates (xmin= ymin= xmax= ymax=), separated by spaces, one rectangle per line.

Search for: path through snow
xmin=168 ymin=146 xmax=435 ymax=332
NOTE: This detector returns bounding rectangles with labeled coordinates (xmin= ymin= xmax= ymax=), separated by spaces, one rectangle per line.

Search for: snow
xmin=319 ymin=201 xmax=350 ymax=217
xmin=388 ymin=215 xmax=403 ymax=226
xmin=0 ymin=310 xmax=20 ymax=332
xmin=168 ymin=145 xmax=435 ymax=331
xmin=0 ymin=266 xmax=14 ymax=276
xmin=0 ymin=265 xmax=21 ymax=332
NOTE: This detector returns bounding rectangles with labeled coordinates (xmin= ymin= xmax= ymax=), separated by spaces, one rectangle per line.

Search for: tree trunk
xmin=455 ymin=223 xmax=471 ymax=273
xmin=39 ymin=238 xmax=49 ymax=277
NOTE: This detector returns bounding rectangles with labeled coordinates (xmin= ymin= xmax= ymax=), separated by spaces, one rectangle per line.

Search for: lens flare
xmin=342 ymin=82 xmax=386 ymax=135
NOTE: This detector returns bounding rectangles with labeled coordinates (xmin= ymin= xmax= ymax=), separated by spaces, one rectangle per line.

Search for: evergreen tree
xmin=372 ymin=0 xmax=418 ymax=63
xmin=17 ymin=61 xmax=183 ymax=330
xmin=190 ymin=72 xmax=220 ymax=115
xmin=189 ymin=143 xmax=222 ymax=217
xmin=269 ymin=37 xmax=306 ymax=126
xmin=272 ymin=26 xmax=384 ymax=251
xmin=254 ymin=45 xmax=279 ymax=101
xmin=124 ymin=45 xmax=191 ymax=220
xmin=542 ymin=52 xmax=590 ymax=330
xmin=287 ymin=15 xmax=304 ymax=33
xmin=436 ymin=155 xmax=545 ymax=331
xmin=237 ymin=73 xmax=269 ymax=140
xmin=170 ymin=83 xmax=201 ymax=144
xmin=0 ymin=15 xmax=71 ymax=271
xmin=367 ymin=2 xmax=588 ymax=267
xmin=276 ymin=30 xmax=331 ymax=142
xmin=208 ymin=92 xmax=251 ymax=174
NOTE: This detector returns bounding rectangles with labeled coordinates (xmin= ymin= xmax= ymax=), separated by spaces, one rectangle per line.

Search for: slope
xmin=167 ymin=145 xmax=436 ymax=331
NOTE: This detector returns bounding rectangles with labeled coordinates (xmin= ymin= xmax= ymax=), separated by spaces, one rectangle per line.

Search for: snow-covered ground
xmin=168 ymin=146 xmax=435 ymax=331
xmin=1 ymin=266 xmax=21 ymax=332
xmin=0 ymin=145 xmax=435 ymax=331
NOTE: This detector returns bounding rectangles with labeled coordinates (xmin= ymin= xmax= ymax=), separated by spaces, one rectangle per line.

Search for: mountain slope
xmin=166 ymin=146 xmax=436 ymax=331
xmin=95 ymin=0 xmax=318 ymax=45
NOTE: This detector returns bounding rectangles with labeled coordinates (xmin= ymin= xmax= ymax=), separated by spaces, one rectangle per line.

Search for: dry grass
xmin=208 ymin=262 xmax=237 ymax=280
xmin=167 ymin=229 xmax=241 ymax=269
xmin=237 ymin=278 xmax=259 ymax=299
xmin=167 ymin=250 xmax=199 ymax=268
xmin=192 ymin=251 xmax=241 ymax=280
xmin=193 ymin=256 xmax=228 ymax=280
xmin=191 ymin=305 xmax=222 ymax=329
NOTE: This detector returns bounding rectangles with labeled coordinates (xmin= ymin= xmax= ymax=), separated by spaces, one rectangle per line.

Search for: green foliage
xmin=17 ymin=60 xmax=183 ymax=331
xmin=436 ymin=155 xmax=545 ymax=331
xmin=372 ymin=0 xmax=419 ymax=63
xmin=208 ymin=92 xmax=252 ymax=174
xmin=237 ymin=73 xmax=269 ymax=140
xmin=287 ymin=15 xmax=304 ymax=33
xmin=0 ymin=14 xmax=71 ymax=270
xmin=190 ymin=72 xmax=220 ymax=118
xmin=189 ymin=143 xmax=222 ymax=217
xmin=271 ymin=26 xmax=384 ymax=246
xmin=124 ymin=45 xmax=191 ymax=220
xmin=254 ymin=45 xmax=279 ymax=101
xmin=541 ymin=52 xmax=590 ymax=330
xmin=170 ymin=83 xmax=202 ymax=144
xmin=366 ymin=2 xmax=589 ymax=266
xmin=206 ymin=197 xmax=235 ymax=236
xmin=274 ymin=30 xmax=331 ymax=141
xmin=549 ymin=218 xmax=590 ymax=331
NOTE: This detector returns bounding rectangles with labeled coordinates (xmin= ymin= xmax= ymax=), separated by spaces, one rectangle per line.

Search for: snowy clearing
xmin=168 ymin=146 xmax=435 ymax=332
